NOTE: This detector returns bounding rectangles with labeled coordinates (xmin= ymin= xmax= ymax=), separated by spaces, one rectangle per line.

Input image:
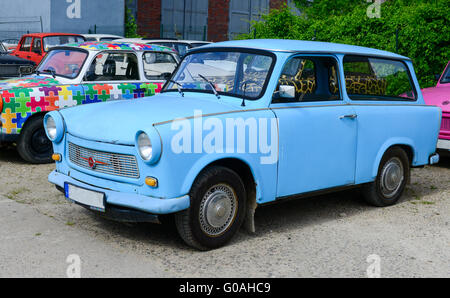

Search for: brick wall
xmin=207 ymin=0 xmax=230 ymax=42
xmin=270 ymin=0 xmax=287 ymax=10
xmin=136 ymin=0 xmax=161 ymax=38
xmin=135 ymin=0 xmax=288 ymax=41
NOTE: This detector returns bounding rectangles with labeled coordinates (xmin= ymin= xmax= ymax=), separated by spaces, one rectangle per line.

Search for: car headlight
xmin=135 ymin=129 xmax=162 ymax=164
xmin=44 ymin=112 xmax=65 ymax=143
xmin=137 ymin=132 xmax=152 ymax=161
xmin=46 ymin=116 xmax=57 ymax=140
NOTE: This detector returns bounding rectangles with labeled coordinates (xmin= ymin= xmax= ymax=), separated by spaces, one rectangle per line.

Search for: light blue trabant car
xmin=45 ymin=40 xmax=441 ymax=250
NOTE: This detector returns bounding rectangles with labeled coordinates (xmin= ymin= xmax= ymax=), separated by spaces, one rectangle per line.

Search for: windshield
xmin=43 ymin=35 xmax=85 ymax=52
xmin=440 ymin=63 xmax=450 ymax=84
xmin=163 ymin=50 xmax=274 ymax=99
xmin=37 ymin=49 xmax=88 ymax=78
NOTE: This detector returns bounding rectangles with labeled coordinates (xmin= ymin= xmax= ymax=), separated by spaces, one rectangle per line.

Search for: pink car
xmin=422 ymin=61 xmax=450 ymax=155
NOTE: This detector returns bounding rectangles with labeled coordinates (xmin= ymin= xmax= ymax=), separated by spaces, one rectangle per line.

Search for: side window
xmin=85 ymin=52 xmax=140 ymax=81
xmin=142 ymin=52 xmax=177 ymax=80
xmin=20 ymin=37 xmax=32 ymax=52
xmin=32 ymin=38 xmax=42 ymax=54
xmin=273 ymin=56 xmax=340 ymax=103
xmin=343 ymin=55 xmax=416 ymax=100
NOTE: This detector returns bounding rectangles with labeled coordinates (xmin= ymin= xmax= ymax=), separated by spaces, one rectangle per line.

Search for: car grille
xmin=442 ymin=117 xmax=450 ymax=132
xmin=0 ymin=64 xmax=20 ymax=76
xmin=68 ymin=142 xmax=140 ymax=179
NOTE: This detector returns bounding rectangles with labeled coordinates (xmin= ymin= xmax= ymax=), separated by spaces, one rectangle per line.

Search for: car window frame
xmin=343 ymin=54 xmax=418 ymax=102
xmin=161 ymin=47 xmax=277 ymax=101
xmin=271 ymin=54 xmax=343 ymax=104
xmin=83 ymin=50 xmax=142 ymax=83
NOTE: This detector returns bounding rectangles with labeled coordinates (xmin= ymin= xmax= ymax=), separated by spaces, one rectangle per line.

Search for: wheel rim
xmin=380 ymin=157 xmax=404 ymax=198
xmin=30 ymin=128 xmax=52 ymax=156
xmin=199 ymin=184 xmax=238 ymax=236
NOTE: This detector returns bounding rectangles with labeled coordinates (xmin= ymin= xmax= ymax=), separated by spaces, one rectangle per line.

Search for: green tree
xmin=238 ymin=0 xmax=450 ymax=88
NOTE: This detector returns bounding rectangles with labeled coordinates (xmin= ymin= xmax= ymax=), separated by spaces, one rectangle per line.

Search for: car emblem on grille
xmin=80 ymin=156 xmax=108 ymax=169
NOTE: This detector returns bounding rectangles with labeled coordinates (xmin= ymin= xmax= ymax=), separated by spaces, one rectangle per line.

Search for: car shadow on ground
xmin=0 ymin=145 xmax=26 ymax=164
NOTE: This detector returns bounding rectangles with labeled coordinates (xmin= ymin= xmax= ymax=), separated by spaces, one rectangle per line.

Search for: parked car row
xmin=0 ymin=41 xmax=180 ymax=163
xmin=0 ymin=36 xmax=447 ymax=250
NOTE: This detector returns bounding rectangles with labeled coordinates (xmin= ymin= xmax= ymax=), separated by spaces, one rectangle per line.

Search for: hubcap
xmin=380 ymin=157 xmax=404 ymax=198
xmin=31 ymin=128 xmax=52 ymax=155
xmin=199 ymin=184 xmax=237 ymax=236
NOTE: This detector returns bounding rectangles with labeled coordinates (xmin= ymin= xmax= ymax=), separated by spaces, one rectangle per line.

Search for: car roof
xmin=54 ymin=41 xmax=177 ymax=53
xmin=199 ymin=39 xmax=410 ymax=60
xmin=82 ymin=34 xmax=123 ymax=38
xmin=20 ymin=33 xmax=84 ymax=38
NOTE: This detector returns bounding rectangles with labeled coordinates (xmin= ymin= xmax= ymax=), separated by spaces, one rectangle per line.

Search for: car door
xmin=271 ymin=55 xmax=358 ymax=198
xmin=29 ymin=37 xmax=43 ymax=65
xmin=81 ymin=51 xmax=145 ymax=103
xmin=14 ymin=36 xmax=33 ymax=62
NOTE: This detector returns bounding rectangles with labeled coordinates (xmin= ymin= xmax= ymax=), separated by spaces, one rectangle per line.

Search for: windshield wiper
xmin=169 ymin=79 xmax=184 ymax=97
xmin=41 ymin=69 xmax=56 ymax=78
xmin=198 ymin=74 xmax=220 ymax=99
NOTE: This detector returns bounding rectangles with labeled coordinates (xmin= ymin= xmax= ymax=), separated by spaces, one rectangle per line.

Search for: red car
xmin=11 ymin=33 xmax=85 ymax=65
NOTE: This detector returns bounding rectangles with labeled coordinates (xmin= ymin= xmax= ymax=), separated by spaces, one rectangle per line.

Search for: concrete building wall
xmin=0 ymin=0 xmax=125 ymax=40
xmin=50 ymin=0 xmax=125 ymax=35
xmin=0 ymin=0 xmax=51 ymax=39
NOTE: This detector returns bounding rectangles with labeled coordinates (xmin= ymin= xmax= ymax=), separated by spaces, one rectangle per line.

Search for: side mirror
xmin=278 ymin=85 xmax=295 ymax=99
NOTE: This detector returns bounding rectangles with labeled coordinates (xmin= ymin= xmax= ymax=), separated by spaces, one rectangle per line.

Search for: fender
xmin=371 ymin=137 xmax=416 ymax=179
xmin=180 ymin=153 xmax=269 ymax=202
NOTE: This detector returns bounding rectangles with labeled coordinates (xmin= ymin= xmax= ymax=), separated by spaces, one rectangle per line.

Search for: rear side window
xmin=343 ymin=55 xmax=416 ymax=101
xmin=142 ymin=52 xmax=177 ymax=80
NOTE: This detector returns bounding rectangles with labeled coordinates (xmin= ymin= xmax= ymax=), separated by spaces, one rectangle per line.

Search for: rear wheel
xmin=17 ymin=115 xmax=53 ymax=164
xmin=362 ymin=147 xmax=410 ymax=207
xmin=175 ymin=166 xmax=246 ymax=250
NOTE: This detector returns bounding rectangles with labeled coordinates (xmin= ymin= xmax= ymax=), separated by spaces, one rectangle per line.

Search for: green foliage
xmin=124 ymin=1 xmax=141 ymax=38
xmin=238 ymin=0 xmax=450 ymax=88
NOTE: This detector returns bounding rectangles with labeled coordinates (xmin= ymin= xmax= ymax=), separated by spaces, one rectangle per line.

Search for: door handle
xmin=339 ymin=114 xmax=357 ymax=119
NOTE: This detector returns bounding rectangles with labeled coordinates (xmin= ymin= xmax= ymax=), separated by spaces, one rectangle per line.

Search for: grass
xmin=5 ymin=187 xmax=30 ymax=203
xmin=66 ymin=221 xmax=75 ymax=226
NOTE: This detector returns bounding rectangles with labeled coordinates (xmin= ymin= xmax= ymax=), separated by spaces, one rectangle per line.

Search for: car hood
xmin=60 ymin=93 xmax=239 ymax=145
xmin=0 ymin=75 xmax=61 ymax=91
xmin=422 ymin=84 xmax=450 ymax=112
xmin=0 ymin=53 xmax=35 ymax=65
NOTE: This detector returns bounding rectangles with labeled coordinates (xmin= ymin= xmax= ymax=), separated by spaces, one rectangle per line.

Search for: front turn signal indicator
xmin=52 ymin=153 xmax=62 ymax=162
xmin=145 ymin=177 xmax=158 ymax=188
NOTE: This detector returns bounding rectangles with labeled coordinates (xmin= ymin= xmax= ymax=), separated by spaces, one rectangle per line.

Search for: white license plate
xmin=437 ymin=139 xmax=450 ymax=150
xmin=64 ymin=183 xmax=105 ymax=212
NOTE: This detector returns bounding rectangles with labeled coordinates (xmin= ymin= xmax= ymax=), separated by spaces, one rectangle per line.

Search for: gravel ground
xmin=0 ymin=145 xmax=449 ymax=278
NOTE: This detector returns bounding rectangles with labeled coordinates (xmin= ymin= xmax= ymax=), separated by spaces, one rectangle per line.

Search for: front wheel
xmin=175 ymin=166 xmax=247 ymax=250
xmin=17 ymin=115 xmax=53 ymax=164
xmin=362 ymin=147 xmax=410 ymax=207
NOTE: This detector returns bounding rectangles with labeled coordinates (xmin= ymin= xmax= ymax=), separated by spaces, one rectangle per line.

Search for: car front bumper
xmin=48 ymin=170 xmax=190 ymax=215
xmin=437 ymin=139 xmax=450 ymax=151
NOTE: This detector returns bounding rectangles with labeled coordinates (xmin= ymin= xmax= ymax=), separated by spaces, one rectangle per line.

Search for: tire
xmin=17 ymin=115 xmax=53 ymax=164
xmin=175 ymin=166 xmax=247 ymax=250
xmin=362 ymin=147 xmax=410 ymax=207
